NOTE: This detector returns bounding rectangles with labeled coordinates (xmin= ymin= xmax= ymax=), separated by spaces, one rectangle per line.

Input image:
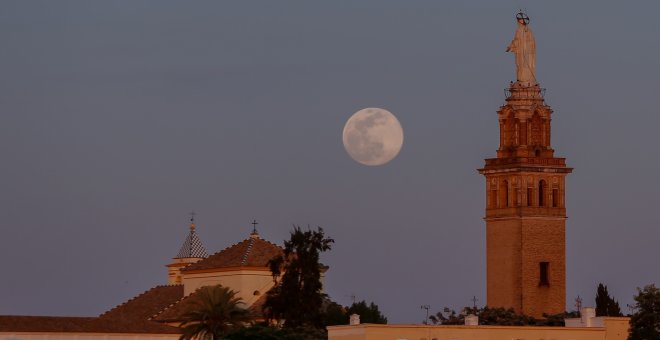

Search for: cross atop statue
xmin=507 ymin=11 xmax=537 ymax=85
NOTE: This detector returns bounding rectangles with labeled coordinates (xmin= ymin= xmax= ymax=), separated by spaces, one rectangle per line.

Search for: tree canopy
xmin=264 ymin=226 xmax=334 ymax=329
xmin=429 ymin=306 xmax=572 ymax=326
xmin=628 ymin=284 xmax=660 ymax=340
xmin=595 ymin=283 xmax=623 ymax=317
xmin=178 ymin=285 xmax=250 ymax=340
xmin=347 ymin=300 xmax=388 ymax=324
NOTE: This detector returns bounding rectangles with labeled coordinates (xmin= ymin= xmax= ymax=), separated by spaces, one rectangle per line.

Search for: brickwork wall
xmin=484 ymin=171 xmax=568 ymax=317
xmin=520 ymin=218 xmax=566 ymax=316
xmin=486 ymin=219 xmax=522 ymax=312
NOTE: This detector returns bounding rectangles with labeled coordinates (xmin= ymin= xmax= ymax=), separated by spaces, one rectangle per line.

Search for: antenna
xmin=575 ymin=295 xmax=583 ymax=312
xmin=420 ymin=305 xmax=430 ymax=325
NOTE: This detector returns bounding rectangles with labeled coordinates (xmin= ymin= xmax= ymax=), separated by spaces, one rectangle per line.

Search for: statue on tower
xmin=507 ymin=12 xmax=536 ymax=85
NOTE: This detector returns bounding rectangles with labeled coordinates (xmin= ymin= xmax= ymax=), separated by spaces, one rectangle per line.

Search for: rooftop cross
xmin=251 ymin=219 xmax=258 ymax=234
xmin=189 ymin=211 xmax=196 ymax=230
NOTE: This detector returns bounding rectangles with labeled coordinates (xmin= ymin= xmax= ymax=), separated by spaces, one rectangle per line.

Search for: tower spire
xmin=166 ymin=213 xmax=209 ymax=285
xmin=175 ymin=213 xmax=208 ymax=259
xmin=478 ymin=14 xmax=572 ymax=318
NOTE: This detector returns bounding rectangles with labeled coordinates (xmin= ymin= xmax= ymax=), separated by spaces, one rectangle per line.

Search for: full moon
xmin=342 ymin=108 xmax=404 ymax=166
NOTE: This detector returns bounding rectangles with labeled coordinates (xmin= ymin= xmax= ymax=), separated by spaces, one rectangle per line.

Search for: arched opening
xmin=539 ymin=180 xmax=547 ymax=207
xmin=489 ymin=187 xmax=497 ymax=209
xmin=499 ymin=180 xmax=509 ymax=208
xmin=512 ymin=187 xmax=519 ymax=207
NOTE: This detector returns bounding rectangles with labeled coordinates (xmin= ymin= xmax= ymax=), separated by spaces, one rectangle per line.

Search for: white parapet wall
xmin=328 ymin=317 xmax=630 ymax=340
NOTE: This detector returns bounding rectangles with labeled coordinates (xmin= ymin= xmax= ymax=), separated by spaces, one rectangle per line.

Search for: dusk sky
xmin=1 ymin=1 xmax=659 ymax=323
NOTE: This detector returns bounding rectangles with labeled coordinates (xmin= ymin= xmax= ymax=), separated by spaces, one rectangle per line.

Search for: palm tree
xmin=179 ymin=285 xmax=250 ymax=340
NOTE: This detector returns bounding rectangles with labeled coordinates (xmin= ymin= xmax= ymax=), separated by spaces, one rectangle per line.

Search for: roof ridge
xmin=241 ymin=238 xmax=256 ymax=266
xmin=175 ymin=227 xmax=208 ymax=259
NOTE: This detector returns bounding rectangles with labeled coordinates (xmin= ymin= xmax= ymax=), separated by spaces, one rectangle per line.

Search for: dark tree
xmin=429 ymin=307 xmax=536 ymax=326
xmin=322 ymin=301 xmax=348 ymax=326
xmin=628 ymin=284 xmax=660 ymax=340
xmin=428 ymin=307 xmax=464 ymax=325
xmin=595 ymin=283 xmax=623 ymax=316
xmin=264 ymin=226 xmax=334 ymax=329
xmin=478 ymin=307 xmax=536 ymax=326
xmin=347 ymin=300 xmax=388 ymax=324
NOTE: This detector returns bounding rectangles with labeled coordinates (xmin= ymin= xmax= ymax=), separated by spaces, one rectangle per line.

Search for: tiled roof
xmin=182 ymin=233 xmax=283 ymax=272
xmin=175 ymin=224 xmax=208 ymax=259
xmin=152 ymin=287 xmax=269 ymax=323
xmin=151 ymin=288 xmax=201 ymax=322
xmin=99 ymin=285 xmax=184 ymax=321
xmin=0 ymin=286 xmax=184 ymax=333
xmin=0 ymin=315 xmax=180 ymax=334
xmin=0 ymin=316 xmax=97 ymax=332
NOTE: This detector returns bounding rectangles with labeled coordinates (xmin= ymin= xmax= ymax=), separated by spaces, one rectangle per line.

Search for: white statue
xmin=506 ymin=14 xmax=536 ymax=84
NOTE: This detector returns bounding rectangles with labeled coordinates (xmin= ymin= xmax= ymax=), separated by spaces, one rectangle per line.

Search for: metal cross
xmin=251 ymin=219 xmax=258 ymax=234
xmin=189 ymin=211 xmax=196 ymax=223
xmin=471 ymin=296 xmax=478 ymax=310
xmin=516 ymin=11 xmax=530 ymax=25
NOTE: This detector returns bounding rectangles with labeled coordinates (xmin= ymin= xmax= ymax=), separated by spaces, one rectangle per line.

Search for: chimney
xmin=465 ymin=314 xmax=479 ymax=326
xmin=581 ymin=307 xmax=596 ymax=327
xmin=349 ymin=314 xmax=360 ymax=325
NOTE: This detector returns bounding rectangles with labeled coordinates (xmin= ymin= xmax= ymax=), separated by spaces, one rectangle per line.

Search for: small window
xmin=253 ymin=290 xmax=260 ymax=296
xmin=539 ymin=262 xmax=549 ymax=286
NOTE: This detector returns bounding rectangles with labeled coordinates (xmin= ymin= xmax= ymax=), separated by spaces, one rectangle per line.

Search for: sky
xmin=1 ymin=1 xmax=659 ymax=324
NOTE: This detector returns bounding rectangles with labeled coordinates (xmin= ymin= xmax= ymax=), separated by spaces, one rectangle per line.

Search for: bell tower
xmin=478 ymin=13 xmax=572 ymax=317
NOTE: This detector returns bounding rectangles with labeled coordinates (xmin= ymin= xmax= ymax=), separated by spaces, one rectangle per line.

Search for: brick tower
xmin=478 ymin=13 xmax=572 ymax=318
